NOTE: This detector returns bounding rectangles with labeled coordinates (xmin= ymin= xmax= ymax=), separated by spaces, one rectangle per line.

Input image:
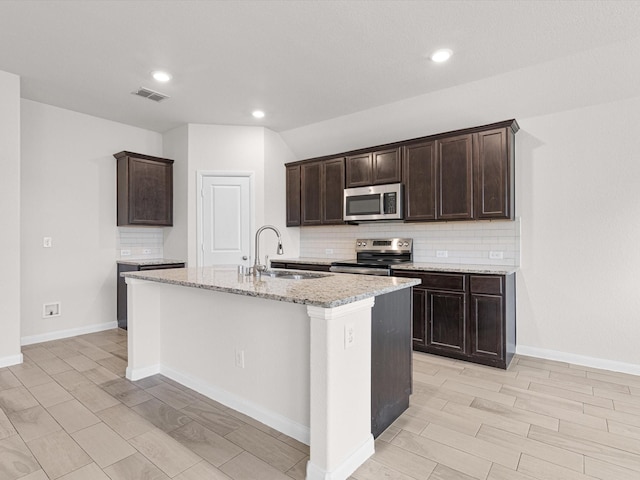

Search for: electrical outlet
xmin=43 ymin=302 xmax=61 ymax=318
xmin=325 ymin=248 xmax=334 ymax=255
xmin=43 ymin=237 xmax=52 ymax=248
xmin=120 ymin=249 xmax=131 ymax=256
xmin=142 ymin=248 xmax=152 ymax=255
xmin=436 ymin=250 xmax=448 ymax=258
xmin=344 ymin=323 xmax=355 ymax=349
xmin=489 ymin=251 xmax=504 ymax=260
xmin=235 ymin=349 xmax=245 ymax=368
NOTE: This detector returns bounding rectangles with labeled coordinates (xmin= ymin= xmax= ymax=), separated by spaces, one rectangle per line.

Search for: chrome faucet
xmin=252 ymin=225 xmax=284 ymax=274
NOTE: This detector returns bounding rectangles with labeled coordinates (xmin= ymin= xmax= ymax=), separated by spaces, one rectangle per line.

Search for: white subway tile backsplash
xmin=300 ymin=218 xmax=520 ymax=266
xmin=116 ymin=227 xmax=164 ymax=259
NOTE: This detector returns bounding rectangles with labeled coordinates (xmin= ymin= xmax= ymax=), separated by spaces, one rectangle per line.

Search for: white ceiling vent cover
xmin=132 ymin=87 xmax=170 ymax=102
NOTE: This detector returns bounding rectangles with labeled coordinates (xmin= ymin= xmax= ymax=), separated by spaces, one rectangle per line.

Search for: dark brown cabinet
xmin=269 ymin=261 xmax=331 ymax=272
xmin=345 ymin=148 xmax=401 ymax=187
xmin=286 ymin=165 xmax=301 ymax=226
xmin=403 ymin=141 xmax=437 ymax=221
xmin=300 ymin=158 xmax=345 ymax=226
xmin=474 ymin=127 xmax=514 ymax=219
xmin=117 ymin=261 xmax=185 ymax=329
xmin=394 ymin=270 xmax=515 ymax=369
xmin=286 ymin=120 xmax=518 ymax=226
xmin=438 ymin=134 xmax=474 ymax=220
xmin=115 ymin=151 xmax=174 ymax=226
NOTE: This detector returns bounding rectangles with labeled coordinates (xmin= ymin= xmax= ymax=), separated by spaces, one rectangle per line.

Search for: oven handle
xmin=330 ymin=266 xmax=391 ymax=276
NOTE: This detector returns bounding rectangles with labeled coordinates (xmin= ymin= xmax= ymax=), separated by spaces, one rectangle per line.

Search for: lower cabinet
xmin=395 ymin=270 xmax=515 ymax=369
xmin=268 ymin=261 xmax=331 ymax=272
xmin=117 ymin=262 xmax=185 ymax=329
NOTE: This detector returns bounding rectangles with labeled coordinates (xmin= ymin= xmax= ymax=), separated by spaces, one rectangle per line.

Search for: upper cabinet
xmin=115 ymin=151 xmax=174 ymax=226
xmin=437 ymin=134 xmax=473 ymax=220
xmin=286 ymin=119 xmax=518 ymax=226
xmin=299 ymin=158 xmax=345 ymax=226
xmin=345 ymin=147 xmax=401 ymax=187
xmin=286 ymin=165 xmax=301 ymax=226
xmin=474 ymin=127 xmax=514 ymax=220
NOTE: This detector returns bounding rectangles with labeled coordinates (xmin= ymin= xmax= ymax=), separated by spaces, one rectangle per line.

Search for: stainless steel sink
xmin=258 ymin=270 xmax=328 ymax=280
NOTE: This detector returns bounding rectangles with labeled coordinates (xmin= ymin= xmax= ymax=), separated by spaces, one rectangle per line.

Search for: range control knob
xmin=403 ymin=242 xmax=409 ymax=247
xmin=362 ymin=242 xmax=367 ymax=247
xmin=357 ymin=242 xmax=362 ymax=247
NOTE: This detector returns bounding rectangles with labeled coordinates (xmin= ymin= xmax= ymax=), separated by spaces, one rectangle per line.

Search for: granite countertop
xmin=122 ymin=266 xmax=419 ymax=308
xmin=391 ymin=263 xmax=518 ymax=275
xmin=117 ymin=258 xmax=185 ymax=266
xmin=278 ymin=257 xmax=517 ymax=274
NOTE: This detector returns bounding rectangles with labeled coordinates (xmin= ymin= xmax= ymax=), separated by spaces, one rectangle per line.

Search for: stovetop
xmin=331 ymin=238 xmax=413 ymax=269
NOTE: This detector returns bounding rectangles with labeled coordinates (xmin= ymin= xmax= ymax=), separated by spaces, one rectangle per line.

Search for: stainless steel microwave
xmin=343 ymin=183 xmax=403 ymax=222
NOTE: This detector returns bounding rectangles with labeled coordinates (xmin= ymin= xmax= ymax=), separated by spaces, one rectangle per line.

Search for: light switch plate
xmin=43 ymin=237 xmax=52 ymax=248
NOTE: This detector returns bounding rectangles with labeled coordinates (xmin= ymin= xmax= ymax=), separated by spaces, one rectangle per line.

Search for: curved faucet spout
xmin=253 ymin=225 xmax=284 ymax=274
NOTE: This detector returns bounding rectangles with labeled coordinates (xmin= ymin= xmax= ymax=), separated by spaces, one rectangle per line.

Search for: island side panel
xmin=306 ymin=298 xmax=375 ymax=480
xmin=126 ymin=277 xmax=163 ymax=380
xmin=147 ymin=281 xmax=311 ymax=441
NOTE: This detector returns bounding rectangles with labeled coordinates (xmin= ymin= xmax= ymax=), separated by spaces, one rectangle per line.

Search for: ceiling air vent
xmin=131 ymin=87 xmax=170 ymax=102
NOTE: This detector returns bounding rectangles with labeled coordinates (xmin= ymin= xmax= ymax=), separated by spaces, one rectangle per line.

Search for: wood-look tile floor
xmin=1 ymin=330 xmax=639 ymax=479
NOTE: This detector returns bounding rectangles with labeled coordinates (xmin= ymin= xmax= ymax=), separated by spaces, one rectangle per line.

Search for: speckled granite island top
xmin=122 ymin=266 xmax=420 ymax=308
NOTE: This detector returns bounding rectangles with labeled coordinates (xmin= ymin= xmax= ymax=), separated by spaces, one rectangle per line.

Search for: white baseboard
xmin=161 ymin=365 xmax=311 ymax=446
xmin=126 ymin=364 xmax=161 ymax=381
xmin=306 ymin=435 xmax=374 ymax=480
xmin=0 ymin=353 xmax=24 ymax=368
xmin=21 ymin=321 xmax=118 ymax=346
xmin=516 ymin=345 xmax=640 ymax=376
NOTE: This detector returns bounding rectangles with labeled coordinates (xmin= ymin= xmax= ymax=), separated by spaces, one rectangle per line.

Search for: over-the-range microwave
xmin=343 ymin=183 xmax=403 ymax=222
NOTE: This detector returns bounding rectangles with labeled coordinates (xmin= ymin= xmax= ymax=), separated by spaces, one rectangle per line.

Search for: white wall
xmin=515 ymin=97 xmax=640 ymax=370
xmin=185 ymin=124 xmax=266 ymax=267
xmin=20 ymin=100 xmax=162 ymax=341
xmin=162 ymin=125 xmax=189 ymax=262
xmin=264 ymin=127 xmax=300 ymax=259
xmin=0 ymin=70 xmax=22 ymax=366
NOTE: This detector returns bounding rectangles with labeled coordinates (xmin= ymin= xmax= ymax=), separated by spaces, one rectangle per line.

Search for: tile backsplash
xmin=116 ymin=227 xmax=164 ymax=259
xmin=300 ymin=218 xmax=520 ymax=266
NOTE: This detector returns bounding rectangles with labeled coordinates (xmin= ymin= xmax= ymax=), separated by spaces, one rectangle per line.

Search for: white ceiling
xmin=1 ymin=0 xmax=639 ymax=133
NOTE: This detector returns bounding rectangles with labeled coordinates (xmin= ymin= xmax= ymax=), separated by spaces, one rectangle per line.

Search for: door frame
xmin=196 ymin=170 xmax=255 ymax=268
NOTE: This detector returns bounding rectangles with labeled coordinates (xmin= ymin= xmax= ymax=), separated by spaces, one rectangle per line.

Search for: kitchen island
xmin=122 ymin=266 xmax=419 ymax=480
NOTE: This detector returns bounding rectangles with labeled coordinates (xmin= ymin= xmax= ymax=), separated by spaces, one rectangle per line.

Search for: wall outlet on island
xmin=344 ymin=323 xmax=355 ymax=349
xmin=436 ymin=250 xmax=448 ymax=258
xmin=235 ymin=349 xmax=245 ymax=368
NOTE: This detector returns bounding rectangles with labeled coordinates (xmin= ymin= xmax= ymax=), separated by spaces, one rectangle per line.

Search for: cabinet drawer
xmin=470 ymin=275 xmax=503 ymax=294
xmin=396 ymin=272 xmax=465 ymax=291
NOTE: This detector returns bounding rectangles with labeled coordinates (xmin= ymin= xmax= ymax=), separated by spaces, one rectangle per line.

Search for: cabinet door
xmin=403 ymin=141 xmax=437 ymax=221
xmin=474 ymin=127 xmax=513 ymax=219
xmin=437 ymin=134 xmax=473 ymax=220
xmin=322 ymin=158 xmax=345 ymax=224
xmin=121 ymin=156 xmax=173 ymax=226
xmin=469 ymin=294 xmax=504 ymax=365
xmin=372 ymin=148 xmax=401 ymax=185
xmin=345 ymin=153 xmax=373 ymax=187
xmin=426 ymin=289 xmax=466 ymax=354
xmin=412 ymin=288 xmax=427 ymax=349
xmin=286 ymin=165 xmax=301 ymax=226
xmin=301 ymin=162 xmax=323 ymax=225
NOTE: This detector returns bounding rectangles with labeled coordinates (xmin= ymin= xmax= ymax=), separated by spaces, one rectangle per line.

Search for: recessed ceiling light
xmin=252 ymin=110 xmax=265 ymax=119
xmin=151 ymin=71 xmax=172 ymax=82
xmin=430 ymin=49 xmax=453 ymax=63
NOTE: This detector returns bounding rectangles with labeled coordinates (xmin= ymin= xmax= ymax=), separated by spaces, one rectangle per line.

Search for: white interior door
xmin=200 ymin=174 xmax=252 ymax=266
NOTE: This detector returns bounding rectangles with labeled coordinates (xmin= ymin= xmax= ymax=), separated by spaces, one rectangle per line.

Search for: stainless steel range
xmin=330 ymin=238 xmax=413 ymax=276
